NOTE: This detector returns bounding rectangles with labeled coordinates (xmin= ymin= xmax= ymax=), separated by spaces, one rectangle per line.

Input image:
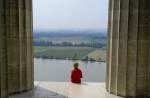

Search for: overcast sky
xmin=33 ymin=0 xmax=108 ymax=31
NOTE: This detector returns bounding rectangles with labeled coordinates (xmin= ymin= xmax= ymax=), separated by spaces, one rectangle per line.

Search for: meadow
xmin=34 ymin=46 xmax=106 ymax=62
xmin=33 ymin=30 xmax=107 ymax=62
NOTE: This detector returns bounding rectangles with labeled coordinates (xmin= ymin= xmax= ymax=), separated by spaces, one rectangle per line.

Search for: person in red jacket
xmin=71 ymin=63 xmax=83 ymax=83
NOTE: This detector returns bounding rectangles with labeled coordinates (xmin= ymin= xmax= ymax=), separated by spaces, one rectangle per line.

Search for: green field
xmin=34 ymin=46 xmax=94 ymax=59
xmin=34 ymin=46 xmax=106 ymax=61
xmin=34 ymin=46 xmax=49 ymax=53
xmin=33 ymin=32 xmax=107 ymax=61
xmin=34 ymin=37 xmax=49 ymax=42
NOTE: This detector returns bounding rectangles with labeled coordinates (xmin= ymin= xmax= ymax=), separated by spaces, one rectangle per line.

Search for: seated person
xmin=71 ymin=63 xmax=82 ymax=83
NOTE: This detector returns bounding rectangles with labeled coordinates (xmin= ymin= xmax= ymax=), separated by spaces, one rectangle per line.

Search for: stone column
xmin=146 ymin=0 xmax=150 ymax=96
xmin=107 ymin=0 xmax=150 ymax=97
xmin=4 ymin=0 xmax=33 ymax=94
xmin=0 ymin=0 xmax=8 ymax=97
xmin=0 ymin=0 xmax=33 ymax=97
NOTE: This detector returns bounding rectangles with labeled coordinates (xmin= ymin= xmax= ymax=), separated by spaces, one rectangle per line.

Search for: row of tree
xmin=33 ymin=41 xmax=105 ymax=48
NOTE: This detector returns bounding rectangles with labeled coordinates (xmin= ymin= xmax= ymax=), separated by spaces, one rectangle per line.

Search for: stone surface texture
xmin=106 ymin=0 xmax=150 ymax=97
xmin=0 ymin=0 xmax=33 ymax=97
xmin=0 ymin=0 xmax=8 ymax=97
xmin=9 ymin=82 xmax=122 ymax=98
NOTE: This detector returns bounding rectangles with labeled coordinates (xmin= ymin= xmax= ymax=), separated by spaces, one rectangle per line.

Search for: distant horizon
xmin=33 ymin=28 xmax=107 ymax=34
xmin=33 ymin=28 xmax=107 ymax=31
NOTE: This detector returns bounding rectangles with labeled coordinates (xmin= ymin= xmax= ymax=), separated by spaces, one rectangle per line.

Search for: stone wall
xmin=107 ymin=0 xmax=150 ymax=97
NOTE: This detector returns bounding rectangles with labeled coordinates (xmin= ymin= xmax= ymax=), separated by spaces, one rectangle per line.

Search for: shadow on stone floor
xmin=9 ymin=86 xmax=68 ymax=98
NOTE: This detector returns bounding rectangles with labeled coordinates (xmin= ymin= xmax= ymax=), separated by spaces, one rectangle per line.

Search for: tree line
xmin=33 ymin=41 xmax=105 ymax=48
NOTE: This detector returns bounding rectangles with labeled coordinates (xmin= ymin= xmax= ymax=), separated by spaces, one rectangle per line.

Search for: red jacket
xmin=71 ymin=68 xmax=82 ymax=83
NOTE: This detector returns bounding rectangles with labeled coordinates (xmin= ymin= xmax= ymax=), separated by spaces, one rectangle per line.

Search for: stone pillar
xmin=107 ymin=0 xmax=150 ymax=97
xmin=0 ymin=0 xmax=8 ymax=97
xmin=4 ymin=0 xmax=33 ymax=94
xmin=146 ymin=0 xmax=150 ymax=96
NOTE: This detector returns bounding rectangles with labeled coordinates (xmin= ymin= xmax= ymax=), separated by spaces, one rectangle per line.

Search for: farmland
xmin=33 ymin=30 xmax=107 ymax=62
xmin=34 ymin=46 xmax=49 ymax=53
xmin=34 ymin=46 xmax=106 ymax=62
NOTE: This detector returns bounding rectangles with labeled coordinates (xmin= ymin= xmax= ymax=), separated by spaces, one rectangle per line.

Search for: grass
xmin=33 ymin=46 xmax=49 ymax=54
xmin=34 ymin=38 xmax=49 ymax=42
xmin=34 ymin=46 xmax=95 ymax=59
xmin=33 ymin=46 xmax=106 ymax=62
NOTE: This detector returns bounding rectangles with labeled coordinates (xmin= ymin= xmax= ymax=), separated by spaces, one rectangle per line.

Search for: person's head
xmin=73 ymin=63 xmax=79 ymax=68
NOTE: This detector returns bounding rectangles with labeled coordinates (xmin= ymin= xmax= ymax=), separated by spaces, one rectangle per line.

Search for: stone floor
xmin=10 ymin=81 xmax=122 ymax=98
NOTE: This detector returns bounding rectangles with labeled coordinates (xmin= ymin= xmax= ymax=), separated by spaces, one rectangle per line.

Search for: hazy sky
xmin=33 ymin=0 xmax=108 ymax=30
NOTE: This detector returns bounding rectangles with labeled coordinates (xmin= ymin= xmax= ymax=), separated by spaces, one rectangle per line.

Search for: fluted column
xmin=0 ymin=0 xmax=8 ymax=97
xmin=146 ymin=0 xmax=150 ymax=96
xmin=107 ymin=0 xmax=150 ymax=97
xmin=0 ymin=0 xmax=33 ymax=97
xmin=4 ymin=0 xmax=33 ymax=94
xmin=25 ymin=0 xmax=34 ymax=90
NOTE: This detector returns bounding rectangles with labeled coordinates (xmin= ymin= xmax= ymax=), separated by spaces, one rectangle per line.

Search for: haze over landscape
xmin=33 ymin=0 xmax=108 ymax=82
xmin=33 ymin=0 xmax=108 ymax=31
xmin=33 ymin=0 xmax=108 ymax=61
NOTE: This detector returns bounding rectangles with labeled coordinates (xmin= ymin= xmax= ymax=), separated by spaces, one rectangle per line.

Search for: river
xmin=34 ymin=58 xmax=106 ymax=82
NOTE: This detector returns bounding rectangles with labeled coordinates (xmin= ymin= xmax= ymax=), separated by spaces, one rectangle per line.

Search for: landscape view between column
xmin=33 ymin=0 xmax=108 ymax=82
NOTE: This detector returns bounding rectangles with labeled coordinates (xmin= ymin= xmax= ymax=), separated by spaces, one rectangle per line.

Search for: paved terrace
xmin=10 ymin=82 xmax=122 ymax=98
